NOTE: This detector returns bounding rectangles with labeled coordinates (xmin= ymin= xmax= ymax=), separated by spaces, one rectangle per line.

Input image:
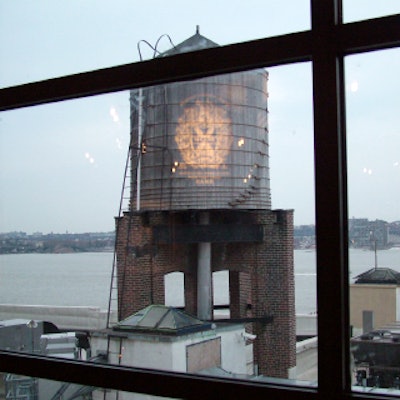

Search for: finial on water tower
xmin=196 ymin=25 xmax=200 ymax=34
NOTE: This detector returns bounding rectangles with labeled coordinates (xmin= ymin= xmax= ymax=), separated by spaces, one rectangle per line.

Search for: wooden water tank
xmin=130 ymin=70 xmax=270 ymax=211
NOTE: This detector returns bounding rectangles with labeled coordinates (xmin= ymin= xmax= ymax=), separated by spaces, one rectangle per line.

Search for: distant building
xmin=0 ymin=319 xmax=91 ymax=400
xmin=350 ymin=267 xmax=400 ymax=335
xmin=351 ymin=267 xmax=400 ymax=389
xmin=349 ymin=218 xmax=389 ymax=249
xmin=352 ymin=327 xmax=400 ymax=389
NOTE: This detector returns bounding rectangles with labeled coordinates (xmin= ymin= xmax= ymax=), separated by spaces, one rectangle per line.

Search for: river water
xmin=0 ymin=249 xmax=399 ymax=314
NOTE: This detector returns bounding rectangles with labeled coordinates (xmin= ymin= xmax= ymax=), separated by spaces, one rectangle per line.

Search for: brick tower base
xmin=115 ymin=209 xmax=295 ymax=378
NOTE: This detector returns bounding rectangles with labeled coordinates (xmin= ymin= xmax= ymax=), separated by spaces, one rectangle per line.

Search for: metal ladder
xmin=106 ymin=142 xmax=133 ymax=328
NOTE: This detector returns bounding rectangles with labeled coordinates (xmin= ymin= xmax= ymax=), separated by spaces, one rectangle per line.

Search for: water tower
xmin=114 ymin=29 xmax=295 ymax=378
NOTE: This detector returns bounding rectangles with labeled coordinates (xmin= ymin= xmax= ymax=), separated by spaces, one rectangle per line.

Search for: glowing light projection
xmin=175 ymin=96 xmax=233 ymax=184
xmin=129 ymin=70 xmax=271 ymax=211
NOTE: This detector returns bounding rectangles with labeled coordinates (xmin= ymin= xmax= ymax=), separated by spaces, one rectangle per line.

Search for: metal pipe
xmin=136 ymin=88 xmax=144 ymax=211
xmin=197 ymin=212 xmax=212 ymax=320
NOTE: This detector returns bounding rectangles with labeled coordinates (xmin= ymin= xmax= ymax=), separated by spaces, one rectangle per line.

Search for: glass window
xmin=0 ymin=94 xmax=129 ymax=233
xmin=0 ymin=63 xmax=316 ymax=389
xmin=346 ymin=48 xmax=400 ymax=394
xmin=0 ymin=371 xmax=177 ymax=400
xmin=0 ymin=0 xmax=310 ymax=88
xmin=269 ymin=63 xmax=316 ymax=383
xmin=268 ymin=61 xmax=316 ymax=326
xmin=0 ymin=93 xmax=129 ymax=335
xmin=343 ymin=1 xmax=400 ymax=23
xmin=1 ymin=1 xmax=400 ymax=399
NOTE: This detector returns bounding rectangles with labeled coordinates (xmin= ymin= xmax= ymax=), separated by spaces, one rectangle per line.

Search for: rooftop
xmin=354 ymin=267 xmax=400 ymax=285
xmin=161 ymin=26 xmax=218 ymax=56
xmin=113 ymin=305 xmax=213 ymax=335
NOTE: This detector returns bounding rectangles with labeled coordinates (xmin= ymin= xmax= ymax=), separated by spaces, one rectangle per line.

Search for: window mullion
xmin=0 ymin=31 xmax=312 ymax=112
xmin=0 ymin=350 xmax=318 ymax=400
xmin=340 ymin=14 xmax=400 ymax=55
xmin=312 ymin=0 xmax=350 ymax=397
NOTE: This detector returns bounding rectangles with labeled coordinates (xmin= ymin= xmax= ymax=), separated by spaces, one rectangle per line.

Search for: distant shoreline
xmin=0 ymin=231 xmax=115 ymax=255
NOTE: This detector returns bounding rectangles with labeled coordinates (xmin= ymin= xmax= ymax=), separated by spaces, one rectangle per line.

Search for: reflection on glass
xmin=3 ymin=373 xmax=38 ymax=400
xmin=346 ymin=49 xmax=400 ymax=394
xmin=0 ymin=1 xmax=310 ymax=87
xmin=0 ymin=371 xmax=175 ymax=400
xmin=1 ymin=61 xmax=315 ymax=389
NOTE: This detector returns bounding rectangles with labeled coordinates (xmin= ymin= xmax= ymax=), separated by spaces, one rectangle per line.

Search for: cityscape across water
xmin=0 ymin=248 xmax=399 ymax=315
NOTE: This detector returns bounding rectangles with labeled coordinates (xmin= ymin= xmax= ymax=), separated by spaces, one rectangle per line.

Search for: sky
xmin=0 ymin=1 xmax=399 ymax=234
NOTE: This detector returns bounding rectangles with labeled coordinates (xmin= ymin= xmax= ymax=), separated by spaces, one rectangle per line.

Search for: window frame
xmin=1 ymin=1 xmax=400 ymax=399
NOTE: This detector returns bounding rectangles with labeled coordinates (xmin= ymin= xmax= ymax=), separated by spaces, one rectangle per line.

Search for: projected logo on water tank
xmin=175 ymin=95 xmax=233 ymax=185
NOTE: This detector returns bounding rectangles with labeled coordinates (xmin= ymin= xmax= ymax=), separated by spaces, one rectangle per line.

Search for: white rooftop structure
xmin=91 ymin=305 xmax=254 ymax=399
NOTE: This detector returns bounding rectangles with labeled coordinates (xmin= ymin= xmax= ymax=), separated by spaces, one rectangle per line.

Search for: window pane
xmin=0 ymin=0 xmax=310 ymax=88
xmin=269 ymin=63 xmax=316 ymax=382
xmin=346 ymin=48 xmax=400 ymax=394
xmin=343 ymin=1 xmax=400 ymax=23
xmin=0 ymin=94 xmax=129 ymax=233
xmin=0 ymin=63 xmax=315 ymax=387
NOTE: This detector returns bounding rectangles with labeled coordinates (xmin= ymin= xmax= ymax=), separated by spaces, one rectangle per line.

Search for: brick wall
xmin=115 ymin=209 xmax=295 ymax=378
